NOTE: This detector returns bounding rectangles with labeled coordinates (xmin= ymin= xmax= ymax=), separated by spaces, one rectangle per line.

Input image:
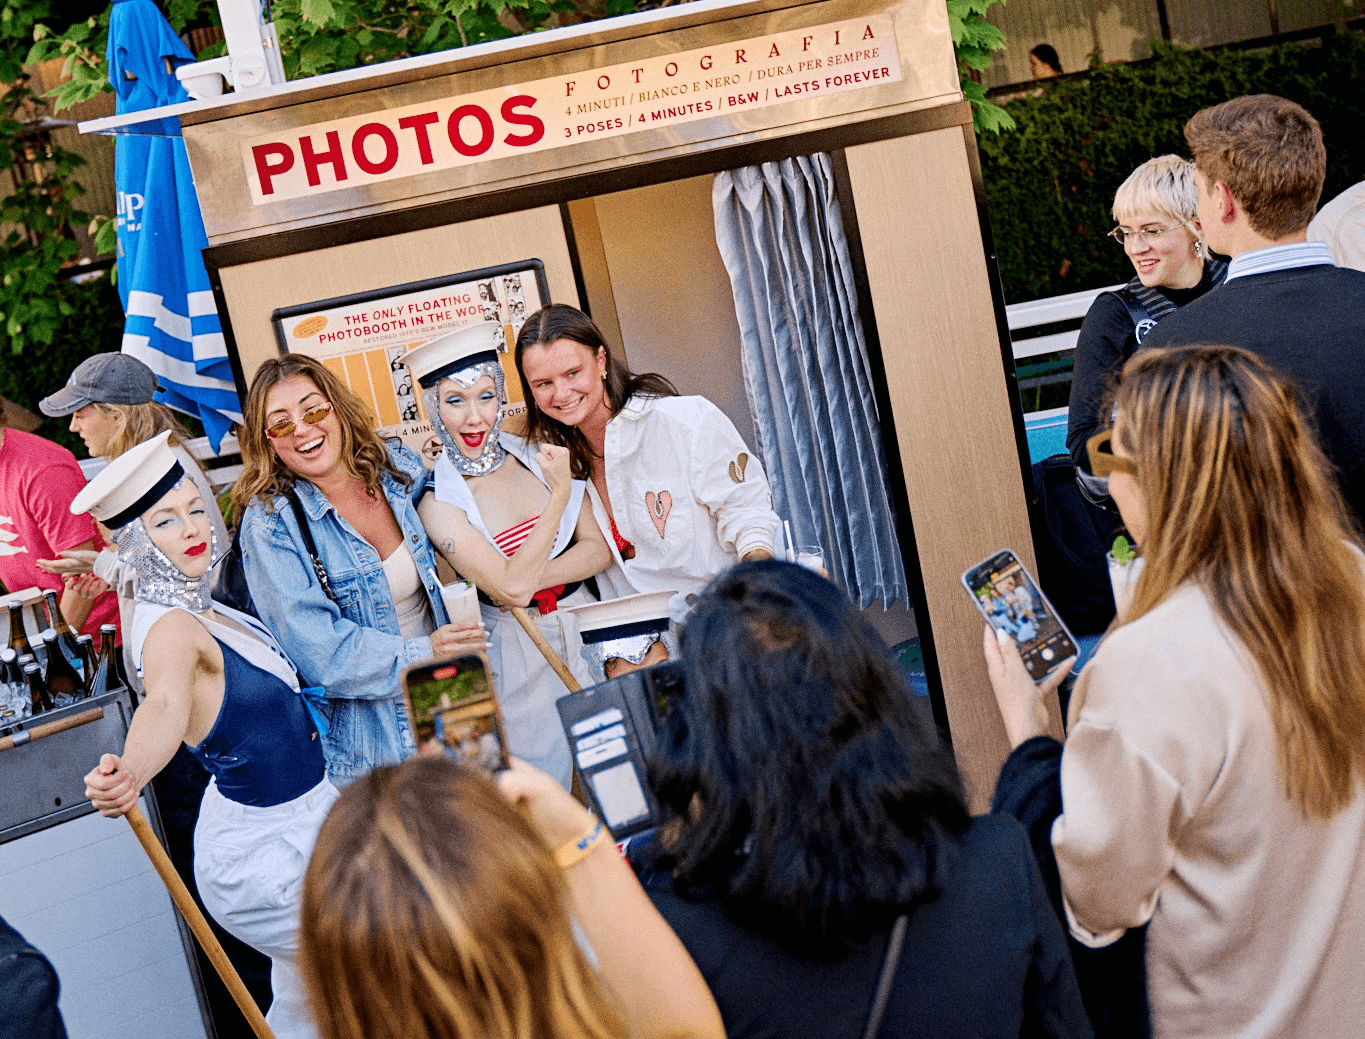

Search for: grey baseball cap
xmin=40 ymin=353 xmax=162 ymax=416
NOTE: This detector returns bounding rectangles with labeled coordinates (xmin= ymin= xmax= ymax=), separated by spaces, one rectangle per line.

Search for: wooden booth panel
xmin=845 ymin=126 xmax=1063 ymax=811
xmin=217 ymin=206 xmax=579 ymax=389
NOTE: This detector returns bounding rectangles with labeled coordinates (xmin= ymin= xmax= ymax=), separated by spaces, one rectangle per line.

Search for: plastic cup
xmin=440 ymin=580 xmax=482 ymax=628
xmin=796 ymin=546 xmax=825 ymax=572
xmin=1107 ymin=555 xmax=1144 ymax=618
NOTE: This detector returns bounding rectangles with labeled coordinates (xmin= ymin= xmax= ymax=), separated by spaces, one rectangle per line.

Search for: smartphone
xmin=401 ymin=652 xmax=509 ymax=773
xmin=962 ymin=549 xmax=1078 ymax=681
xmin=555 ymin=662 xmax=681 ymax=841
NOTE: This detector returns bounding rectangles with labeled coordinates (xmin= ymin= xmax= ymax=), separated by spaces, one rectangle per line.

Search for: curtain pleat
xmin=713 ymin=154 xmax=910 ymax=608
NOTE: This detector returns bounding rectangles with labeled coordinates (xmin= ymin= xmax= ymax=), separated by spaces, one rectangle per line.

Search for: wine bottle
xmin=0 ymin=647 xmax=21 ymax=722
xmin=25 ymin=662 xmax=53 ymax=714
xmin=103 ymin=624 xmax=132 ymax=694
xmin=75 ymin=634 xmax=97 ymax=695
xmin=1 ymin=646 xmax=22 ymax=687
xmin=7 ymin=602 xmax=32 ymax=660
xmin=42 ymin=589 xmax=86 ymax=673
xmin=28 ymin=604 xmax=50 ymax=667
xmin=42 ymin=631 xmax=83 ymax=708
xmin=88 ymin=627 xmax=117 ymax=698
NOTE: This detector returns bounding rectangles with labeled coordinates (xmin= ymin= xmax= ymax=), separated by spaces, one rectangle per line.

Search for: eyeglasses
xmin=1107 ymin=225 xmax=1180 ymax=246
xmin=265 ymin=401 xmax=333 ymax=440
xmin=1087 ymin=429 xmax=1137 ymax=477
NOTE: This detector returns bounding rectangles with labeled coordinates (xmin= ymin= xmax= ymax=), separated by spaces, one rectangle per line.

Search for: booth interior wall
xmin=216 ymin=206 xmax=579 ymax=386
xmin=585 ymin=176 xmax=757 ymax=449
xmin=843 ymin=125 xmax=1062 ymax=811
xmin=572 ymin=173 xmax=916 ymax=649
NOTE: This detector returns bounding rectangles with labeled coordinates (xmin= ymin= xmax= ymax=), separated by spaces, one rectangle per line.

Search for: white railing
xmin=78 ymin=433 xmax=242 ymax=494
xmin=1006 ymin=283 xmax=1120 ymax=360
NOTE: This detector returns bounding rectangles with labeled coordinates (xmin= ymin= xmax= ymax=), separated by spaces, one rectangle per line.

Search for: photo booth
xmin=84 ymin=0 xmax=1054 ymax=808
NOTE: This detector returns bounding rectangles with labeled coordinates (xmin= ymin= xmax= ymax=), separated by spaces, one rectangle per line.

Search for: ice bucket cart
xmin=82 ymin=0 xmax=1055 ymax=810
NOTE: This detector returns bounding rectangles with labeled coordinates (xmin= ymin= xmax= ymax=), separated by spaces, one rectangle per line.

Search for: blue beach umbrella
xmin=108 ymin=0 xmax=243 ymax=450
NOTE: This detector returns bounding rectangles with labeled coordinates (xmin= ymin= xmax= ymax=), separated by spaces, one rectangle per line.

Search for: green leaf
xmin=300 ymin=0 xmax=338 ymax=28
xmin=91 ymin=215 xmax=117 ymax=257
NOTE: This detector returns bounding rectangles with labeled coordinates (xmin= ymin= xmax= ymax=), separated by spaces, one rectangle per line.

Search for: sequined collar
xmin=111 ymin=482 xmax=217 ymax=613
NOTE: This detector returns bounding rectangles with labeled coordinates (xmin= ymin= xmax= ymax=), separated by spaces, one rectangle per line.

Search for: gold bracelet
xmin=554 ymin=816 xmax=607 ymax=869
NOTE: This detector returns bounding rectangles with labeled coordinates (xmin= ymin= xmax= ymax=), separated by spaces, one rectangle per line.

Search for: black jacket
xmin=0 ymin=915 xmax=68 ymax=1039
xmin=1141 ymin=263 xmax=1365 ymax=527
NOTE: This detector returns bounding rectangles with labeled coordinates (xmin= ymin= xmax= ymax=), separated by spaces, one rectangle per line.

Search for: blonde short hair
xmin=1111 ymin=155 xmax=1201 ymax=228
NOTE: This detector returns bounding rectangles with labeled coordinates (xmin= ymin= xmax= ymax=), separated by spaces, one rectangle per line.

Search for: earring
xmin=601 ymin=370 xmax=608 ymax=382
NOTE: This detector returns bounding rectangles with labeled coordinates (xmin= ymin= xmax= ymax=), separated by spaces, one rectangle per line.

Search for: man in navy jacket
xmin=1143 ymin=95 xmax=1365 ymax=527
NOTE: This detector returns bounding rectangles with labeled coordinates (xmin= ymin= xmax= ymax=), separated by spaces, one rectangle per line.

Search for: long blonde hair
xmin=230 ymin=354 xmax=408 ymax=515
xmin=96 ymin=401 xmax=191 ymax=459
xmin=299 ymin=758 xmax=625 ymax=1039
xmin=1114 ymin=345 xmax=1365 ymax=819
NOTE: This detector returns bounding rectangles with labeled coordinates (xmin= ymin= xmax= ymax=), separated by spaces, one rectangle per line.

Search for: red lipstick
xmin=185 ymin=542 xmax=208 ymax=557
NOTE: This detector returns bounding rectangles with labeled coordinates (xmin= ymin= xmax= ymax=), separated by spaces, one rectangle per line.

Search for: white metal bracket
xmin=175 ymin=0 xmax=286 ymax=100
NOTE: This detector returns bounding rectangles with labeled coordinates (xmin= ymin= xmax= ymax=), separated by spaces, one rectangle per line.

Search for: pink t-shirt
xmin=0 ymin=428 xmax=120 ymax=639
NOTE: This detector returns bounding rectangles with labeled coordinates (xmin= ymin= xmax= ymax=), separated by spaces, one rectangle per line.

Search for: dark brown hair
xmin=231 ymin=353 xmax=408 ymax=514
xmin=299 ymin=758 xmax=625 ymax=1039
xmin=513 ymin=304 xmax=677 ymax=480
xmin=1184 ymin=94 xmax=1326 ymax=238
xmin=651 ymin=560 xmax=970 ymax=956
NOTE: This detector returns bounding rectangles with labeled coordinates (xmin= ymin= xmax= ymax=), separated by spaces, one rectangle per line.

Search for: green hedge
xmin=1 ymin=275 xmax=124 ymax=458
xmin=979 ymin=32 xmax=1365 ymax=304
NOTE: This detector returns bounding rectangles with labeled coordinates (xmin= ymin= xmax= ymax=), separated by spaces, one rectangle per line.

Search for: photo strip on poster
xmin=271 ymin=262 xmax=548 ymax=467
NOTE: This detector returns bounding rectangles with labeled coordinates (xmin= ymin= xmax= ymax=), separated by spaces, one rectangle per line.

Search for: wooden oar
xmin=125 ymin=805 xmax=275 ymax=1039
xmin=508 ymin=606 xmax=589 ymax=803
xmin=0 ymin=707 xmax=103 ymax=753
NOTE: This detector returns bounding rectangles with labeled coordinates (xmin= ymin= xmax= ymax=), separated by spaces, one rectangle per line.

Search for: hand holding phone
xmin=402 ymin=652 xmax=509 ymax=772
xmin=497 ymin=757 xmax=601 ymax=854
xmin=962 ymin=550 xmax=1078 ymax=683
xmin=983 ymin=623 xmax=1074 ymax=746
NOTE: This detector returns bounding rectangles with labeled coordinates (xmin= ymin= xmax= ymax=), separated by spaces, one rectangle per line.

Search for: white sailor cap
xmin=70 ymin=430 xmax=184 ymax=529
xmin=565 ymin=590 xmax=677 ymax=645
xmin=400 ymin=323 xmax=504 ymax=389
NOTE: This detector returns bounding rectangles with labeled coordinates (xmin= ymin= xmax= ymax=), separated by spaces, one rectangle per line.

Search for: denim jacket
xmin=238 ymin=441 xmax=449 ymax=785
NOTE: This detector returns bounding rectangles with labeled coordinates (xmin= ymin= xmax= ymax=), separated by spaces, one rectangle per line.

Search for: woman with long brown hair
xmin=233 ymin=354 xmax=484 ymax=787
xmin=987 ymin=344 xmax=1365 ymax=1038
xmin=299 ymin=755 xmax=724 ymax=1039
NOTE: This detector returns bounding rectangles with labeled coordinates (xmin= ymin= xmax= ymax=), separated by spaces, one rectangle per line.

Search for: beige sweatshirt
xmin=1054 ymin=582 xmax=1365 ymax=1038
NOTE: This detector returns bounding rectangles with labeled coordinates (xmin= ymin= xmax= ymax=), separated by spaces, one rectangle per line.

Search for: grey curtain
xmin=712 ymin=154 xmax=909 ymax=608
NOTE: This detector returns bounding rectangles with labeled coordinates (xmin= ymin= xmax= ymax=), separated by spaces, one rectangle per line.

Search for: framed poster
xmin=271 ymin=261 xmax=549 ymax=465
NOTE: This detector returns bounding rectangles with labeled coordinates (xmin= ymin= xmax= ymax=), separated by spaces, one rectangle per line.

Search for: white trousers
xmin=194 ymin=776 xmax=339 ymax=1039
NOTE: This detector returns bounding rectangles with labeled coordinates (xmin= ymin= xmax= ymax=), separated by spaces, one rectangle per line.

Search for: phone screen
xmin=402 ymin=653 xmax=508 ymax=772
xmin=963 ymin=551 xmax=1078 ymax=679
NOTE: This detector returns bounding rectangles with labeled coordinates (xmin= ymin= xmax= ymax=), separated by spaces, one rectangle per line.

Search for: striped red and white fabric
xmin=493 ymin=516 xmax=540 ymax=557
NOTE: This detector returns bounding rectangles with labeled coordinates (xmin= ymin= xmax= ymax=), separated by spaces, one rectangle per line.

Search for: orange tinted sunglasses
xmin=265 ymin=401 xmax=333 ymax=439
xmin=1087 ymin=428 xmax=1137 ymax=477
